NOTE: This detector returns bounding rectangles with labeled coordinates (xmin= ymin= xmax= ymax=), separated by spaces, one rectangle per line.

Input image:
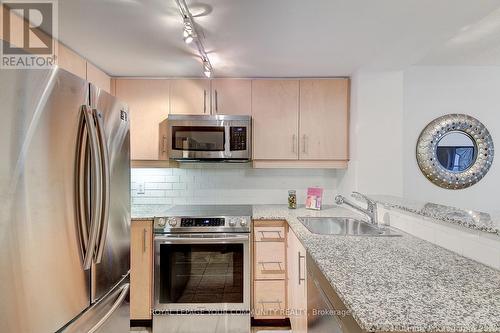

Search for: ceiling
xmin=418 ymin=6 xmax=500 ymax=66
xmin=58 ymin=0 xmax=500 ymax=77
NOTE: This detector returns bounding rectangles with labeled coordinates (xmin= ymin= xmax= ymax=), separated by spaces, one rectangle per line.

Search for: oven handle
xmin=154 ymin=234 xmax=249 ymax=244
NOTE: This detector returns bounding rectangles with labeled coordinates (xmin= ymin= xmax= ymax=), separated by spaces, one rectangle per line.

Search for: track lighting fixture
xmin=203 ymin=59 xmax=212 ymax=77
xmin=183 ymin=17 xmax=194 ymax=44
xmin=175 ymin=0 xmax=214 ymax=78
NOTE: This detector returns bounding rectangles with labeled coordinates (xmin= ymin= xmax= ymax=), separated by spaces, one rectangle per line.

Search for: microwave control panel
xmin=230 ymin=127 xmax=247 ymax=151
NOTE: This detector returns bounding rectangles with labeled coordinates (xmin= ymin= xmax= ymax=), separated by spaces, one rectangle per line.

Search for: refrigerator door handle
xmin=87 ymin=283 xmax=129 ymax=333
xmin=76 ymin=105 xmax=102 ymax=270
xmin=93 ymin=109 xmax=110 ymax=264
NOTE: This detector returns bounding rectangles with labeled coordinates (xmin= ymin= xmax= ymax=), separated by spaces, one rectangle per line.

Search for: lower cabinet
xmin=287 ymin=227 xmax=308 ymax=332
xmin=252 ymin=220 xmax=308 ymax=331
xmin=252 ymin=220 xmax=287 ymax=319
xmin=130 ymin=219 xmax=153 ymax=320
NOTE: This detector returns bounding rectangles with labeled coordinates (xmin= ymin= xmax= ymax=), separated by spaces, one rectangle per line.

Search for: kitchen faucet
xmin=335 ymin=192 xmax=378 ymax=226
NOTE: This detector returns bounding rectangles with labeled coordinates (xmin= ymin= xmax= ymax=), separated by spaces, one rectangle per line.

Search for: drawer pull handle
xmin=258 ymin=230 xmax=284 ymax=241
xmin=258 ymin=261 xmax=285 ymax=274
xmin=259 ymin=300 xmax=282 ymax=305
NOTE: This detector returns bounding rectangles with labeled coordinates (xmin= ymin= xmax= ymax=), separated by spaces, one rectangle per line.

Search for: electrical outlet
xmin=137 ymin=182 xmax=145 ymax=195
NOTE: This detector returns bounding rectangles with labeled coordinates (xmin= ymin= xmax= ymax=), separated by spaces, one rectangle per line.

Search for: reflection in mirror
xmin=436 ymin=131 xmax=477 ymax=172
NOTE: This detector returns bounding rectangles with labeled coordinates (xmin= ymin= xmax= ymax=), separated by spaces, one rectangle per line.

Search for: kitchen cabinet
xmin=211 ymin=79 xmax=252 ymax=115
xmin=252 ymin=80 xmax=300 ymax=160
xmin=58 ymin=43 xmax=87 ymax=79
xmin=287 ymin=227 xmax=308 ymax=333
xmin=114 ymin=79 xmax=170 ymax=161
xmin=130 ymin=219 xmax=153 ymax=320
xmin=170 ymin=79 xmax=210 ymax=115
xmin=252 ymin=220 xmax=287 ymax=320
xmin=58 ymin=43 xmax=111 ymax=93
xmin=252 ymin=79 xmax=349 ymax=168
xmin=299 ymin=79 xmax=349 ymax=160
xmin=87 ymin=62 xmax=111 ymax=94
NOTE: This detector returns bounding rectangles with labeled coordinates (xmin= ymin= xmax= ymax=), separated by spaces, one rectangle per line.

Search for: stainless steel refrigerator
xmin=0 ymin=67 xmax=131 ymax=333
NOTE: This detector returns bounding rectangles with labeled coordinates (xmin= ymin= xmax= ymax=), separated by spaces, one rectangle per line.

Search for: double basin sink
xmin=298 ymin=217 xmax=401 ymax=237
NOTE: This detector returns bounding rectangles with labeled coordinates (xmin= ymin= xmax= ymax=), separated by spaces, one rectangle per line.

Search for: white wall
xmin=339 ymin=70 xmax=404 ymax=196
xmin=403 ymin=66 xmax=500 ymax=212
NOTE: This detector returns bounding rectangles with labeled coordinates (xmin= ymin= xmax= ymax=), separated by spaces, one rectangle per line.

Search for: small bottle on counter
xmin=288 ymin=190 xmax=297 ymax=209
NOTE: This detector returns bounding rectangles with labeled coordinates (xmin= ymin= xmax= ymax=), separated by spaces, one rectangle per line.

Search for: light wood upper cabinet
xmin=170 ymin=79 xmax=210 ymax=115
xmin=252 ymin=80 xmax=299 ymax=160
xmin=130 ymin=220 xmax=153 ymax=320
xmin=58 ymin=43 xmax=86 ymax=79
xmin=211 ymin=79 xmax=251 ymax=115
xmin=299 ymin=79 xmax=349 ymax=160
xmin=114 ymin=79 xmax=170 ymax=160
xmin=87 ymin=62 xmax=111 ymax=94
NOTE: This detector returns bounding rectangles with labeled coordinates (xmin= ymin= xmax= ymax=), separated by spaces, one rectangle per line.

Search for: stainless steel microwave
xmin=159 ymin=115 xmax=252 ymax=162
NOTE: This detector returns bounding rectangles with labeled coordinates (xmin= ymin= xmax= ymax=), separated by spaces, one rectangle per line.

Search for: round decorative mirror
xmin=416 ymin=114 xmax=494 ymax=189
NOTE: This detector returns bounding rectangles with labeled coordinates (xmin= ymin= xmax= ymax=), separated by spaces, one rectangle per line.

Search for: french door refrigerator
xmin=0 ymin=67 xmax=131 ymax=333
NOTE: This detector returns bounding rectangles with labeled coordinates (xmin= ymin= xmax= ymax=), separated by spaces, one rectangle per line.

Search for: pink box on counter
xmin=305 ymin=187 xmax=323 ymax=210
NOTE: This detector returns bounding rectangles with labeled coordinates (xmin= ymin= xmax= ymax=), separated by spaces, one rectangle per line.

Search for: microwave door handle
xmin=225 ymin=126 xmax=231 ymax=157
xmin=79 ymin=106 xmax=102 ymax=270
xmin=93 ymin=110 xmax=110 ymax=264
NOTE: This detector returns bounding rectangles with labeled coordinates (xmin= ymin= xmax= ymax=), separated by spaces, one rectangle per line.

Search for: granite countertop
xmin=362 ymin=195 xmax=500 ymax=237
xmin=252 ymin=205 xmax=500 ymax=333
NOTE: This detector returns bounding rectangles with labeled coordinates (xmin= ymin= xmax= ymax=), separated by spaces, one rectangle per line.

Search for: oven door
xmin=154 ymin=233 xmax=250 ymax=312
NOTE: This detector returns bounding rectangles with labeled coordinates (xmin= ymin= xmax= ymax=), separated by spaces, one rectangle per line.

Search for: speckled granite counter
xmin=252 ymin=205 xmax=500 ymax=333
xmin=361 ymin=195 xmax=500 ymax=237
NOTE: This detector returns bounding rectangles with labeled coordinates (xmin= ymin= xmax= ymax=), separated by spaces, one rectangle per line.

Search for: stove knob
xmin=239 ymin=218 xmax=248 ymax=227
xmin=228 ymin=219 xmax=237 ymax=227
xmin=167 ymin=217 xmax=177 ymax=227
xmin=157 ymin=218 xmax=166 ymax=227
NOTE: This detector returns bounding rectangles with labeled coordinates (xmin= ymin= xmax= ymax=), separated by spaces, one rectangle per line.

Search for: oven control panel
xmin=154 ymin=216 xmax=251 ymax=232
xmin=180 ymin=218 xmax=225 ymax=227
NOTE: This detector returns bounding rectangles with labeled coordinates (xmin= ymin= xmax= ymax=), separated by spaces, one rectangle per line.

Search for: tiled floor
xmin=130 ymin=326 xmax=291 ymax=333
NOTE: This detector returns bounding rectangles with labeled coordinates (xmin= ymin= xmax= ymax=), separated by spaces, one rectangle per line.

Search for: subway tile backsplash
xmin=131 ymin=167 xmax=340 ymax=214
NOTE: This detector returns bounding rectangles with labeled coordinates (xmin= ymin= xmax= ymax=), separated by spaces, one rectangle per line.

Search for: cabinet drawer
xmin=254 ymin=280 xmax=286 ymax=319
xmin=254 ymin=241 xmax=286 ymax=280
xmin=254 ymin=226 xmax=285 ymax=242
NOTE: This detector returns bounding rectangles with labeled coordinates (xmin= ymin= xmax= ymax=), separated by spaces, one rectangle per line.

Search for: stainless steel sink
xmin=298 ymin=217 xmax=401 ymax=236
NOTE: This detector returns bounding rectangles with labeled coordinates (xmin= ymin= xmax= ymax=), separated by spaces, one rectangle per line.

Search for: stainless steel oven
xmin=152 ymin=205 xmax=252 ymax=333
xmin=159 ymin=115 xmax=251 ymax=162
xmin=154 ymin=233 xmax=250 ymax=312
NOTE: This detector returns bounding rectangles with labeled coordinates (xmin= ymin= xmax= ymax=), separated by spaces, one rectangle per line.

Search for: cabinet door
xmin=87 ymin=62 xmax=111 ymax=94
xmin=114 ymin=79 xmax=170 ymax=160
xmin=287 ymin=228 xmax=297 ymax=330
xmin=299 ymin=79 xmax=349 ymax=160
xmin=130 ymin=220 xmax=153 ymax=320
xmin=252 ymin=80 xmax=299 ymax=160
xmin=170 ymin=79 xmax=210 ymax=115
xmin=58 ymin=42 xmax=86 ymax=79
xmin=211 ymin=79 xmax=251 ymax=115
xmin=288 ymin=227 xmax=308 ymax=333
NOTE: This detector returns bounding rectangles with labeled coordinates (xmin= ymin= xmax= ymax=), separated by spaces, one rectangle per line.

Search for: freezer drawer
xmin=62 ymin=278 xmax=130 ymax=333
